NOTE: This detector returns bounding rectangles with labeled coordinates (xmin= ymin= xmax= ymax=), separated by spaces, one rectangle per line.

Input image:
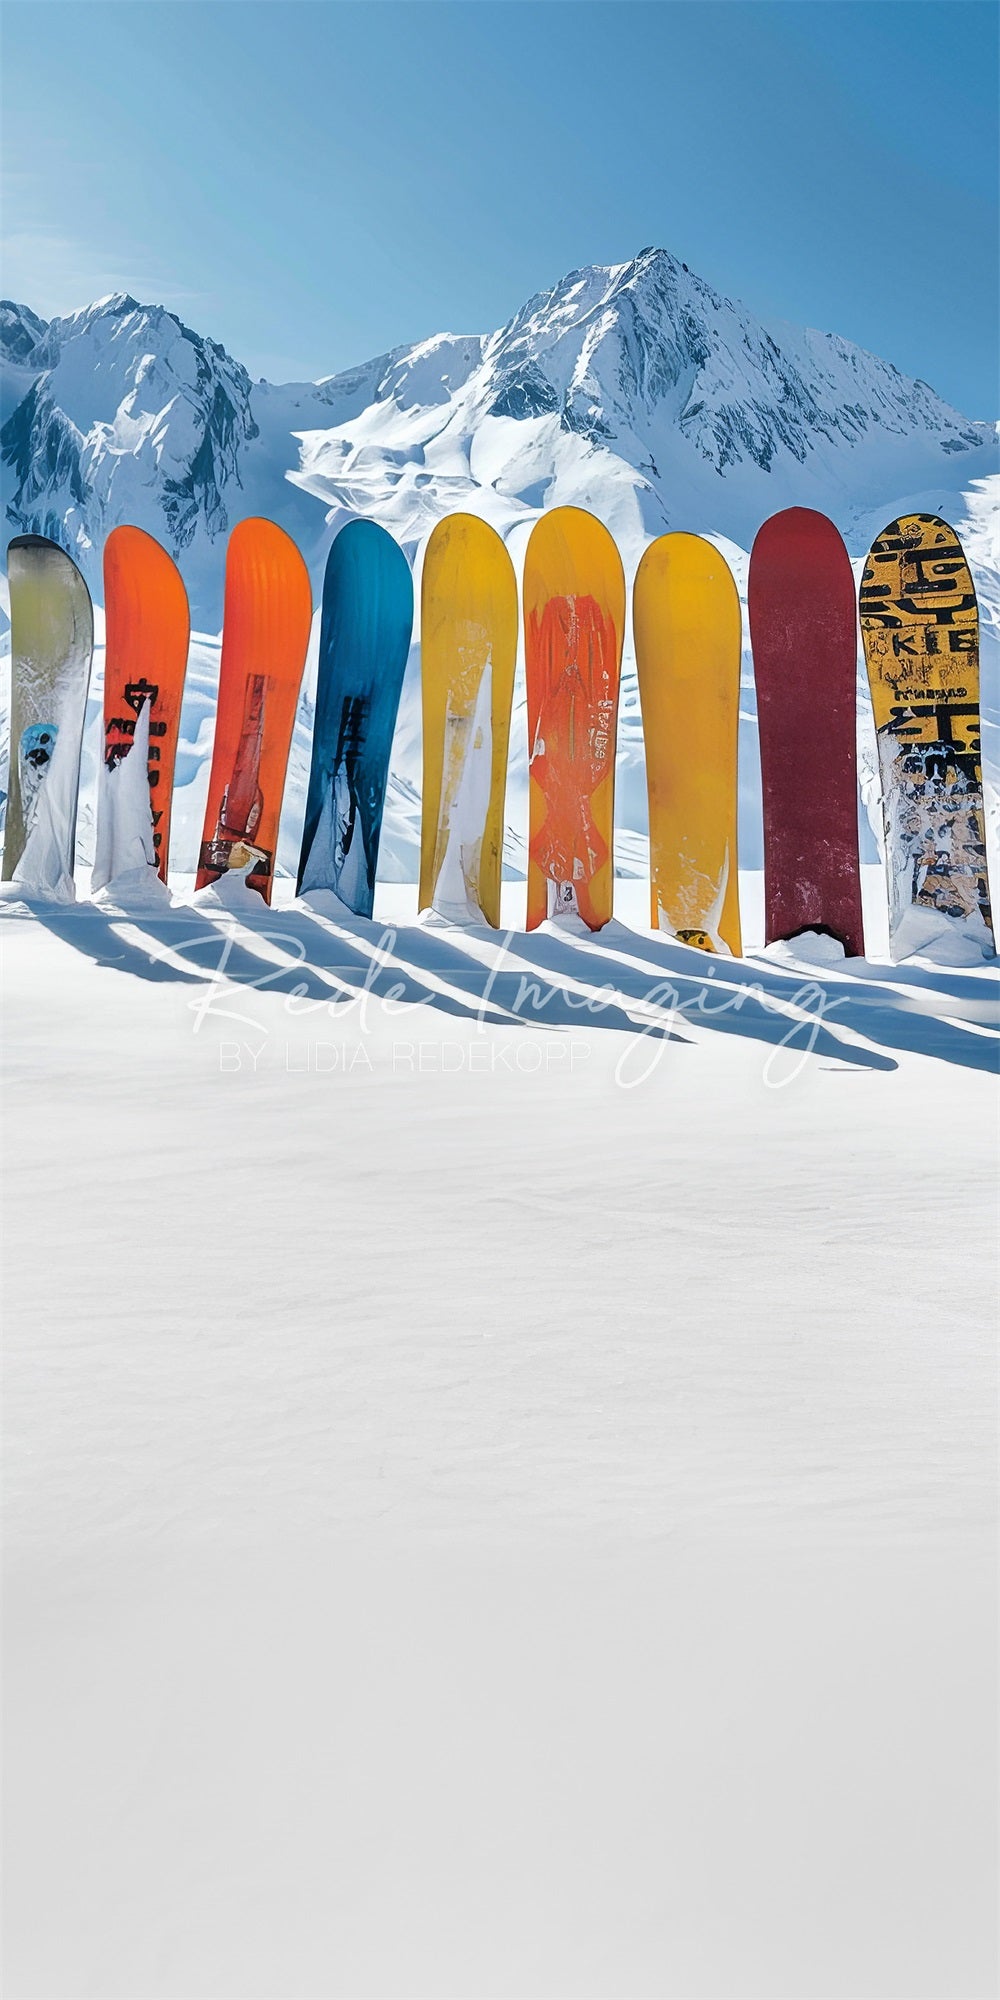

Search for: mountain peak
xmin=2 ymin=286 xmax=259 ymax=569
xmin=0 ymin=300 xmax=50 ymax=370
xmin=1 ymin=246 xmax=994 ymax=626
xmin=90 ymin=290 xmax=143 ymax=314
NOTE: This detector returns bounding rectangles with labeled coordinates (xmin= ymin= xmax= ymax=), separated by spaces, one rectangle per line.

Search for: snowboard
xmin=748 ymin=506 xmax=864 ymax=957
xmin=633 ymin=531 xmax=743 ymax=953
xmin=297 ymin=519 xmax=413 ymax=916
xmin=860 ymin=513 xmax=993 ymax=958
xmin=196 ymin=518 xmax=312 ymax=902
xmin=419 ymin=513 xmax=517 ymax=927
xmin=99 ymin=525 xmax=190 ymax=883
xmin=3 ymin=534 xmax=94 ymax=899
xmin=523 ymin=506 xmax=625 ymax=931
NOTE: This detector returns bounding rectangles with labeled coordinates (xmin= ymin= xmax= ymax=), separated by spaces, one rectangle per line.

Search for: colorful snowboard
xmin=419 ymin=514 xmax=517 ymax=927
xmin=297 ymin=520 xmax=413 ymax=915
xmin=748 ymin=507 xmax=864 ymax=957
xmin=3 ymin=534 xmax=93 ymax=899
xmin=633 ymin=531 xmax=742 ymax=953
xmin=860 ymin=514 xmax=993 ymax=958
xmin=196 ymin=518 xmax=312 ymax=902
xmin=523 ymin=507 xmax=625 ymax=930
xmin=99 ymin=526 xmax=190 ymax=883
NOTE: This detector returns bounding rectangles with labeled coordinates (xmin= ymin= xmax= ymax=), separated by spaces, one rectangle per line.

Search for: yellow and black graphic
xmin=860 ymin=513 xmax=994 ymax=953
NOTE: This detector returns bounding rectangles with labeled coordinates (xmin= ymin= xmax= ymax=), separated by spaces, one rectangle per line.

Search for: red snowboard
xmin=748 ymin=507 xmax=864 ymax=957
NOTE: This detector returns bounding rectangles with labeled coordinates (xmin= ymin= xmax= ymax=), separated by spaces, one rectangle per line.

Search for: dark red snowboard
xmin=748 ymin=507 xmax=864 ymax=957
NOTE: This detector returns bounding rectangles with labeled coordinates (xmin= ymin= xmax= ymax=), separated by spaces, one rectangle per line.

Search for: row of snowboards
xmin=2 ymin=506 xmax=994 ymax=960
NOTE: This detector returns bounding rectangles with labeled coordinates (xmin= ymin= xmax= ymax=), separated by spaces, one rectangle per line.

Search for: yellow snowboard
xmin=860 ymin=512 xmax=994 ymax=956
xmin=633 ymin=532 xmax=742 ymax=953
xmin=523 ymin=507 xmax=625 ymax=931
xmin=419 ymin=514 xmax=517 ymax=926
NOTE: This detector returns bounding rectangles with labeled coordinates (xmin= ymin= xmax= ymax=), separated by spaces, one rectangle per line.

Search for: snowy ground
xmin=3 ymin=873 xmax=998 ymax=1999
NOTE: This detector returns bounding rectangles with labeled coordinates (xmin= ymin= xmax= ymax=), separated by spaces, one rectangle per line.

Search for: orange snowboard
xmin=523 ymin=507 xmax=625 ymax=930
xmin=103 ymin=526 xmax=190 ymax=880
xmin=196 ymin=519 xmax=312 ymax=902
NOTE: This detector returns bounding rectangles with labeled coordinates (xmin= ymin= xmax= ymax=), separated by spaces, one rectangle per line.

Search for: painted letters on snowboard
xmin=297 ymin=520 xmax=413 ymax=917
xmin=633 ymin=532 xmax=742 ymax=953
xmin=748 ymin=507 xmax=864 ymax=958
xmin=3 ymin=534 xmax=94 ymax=900
xmin=419 ymin=514 xmax=517 ymax=927
xmin=860 ymin=514 xmax=993 ymax=958
xmin=196 ymin=518 xmax=312 ymax=903
xmin=523 ymin=507 xmax=625 ymax=931
xmin=98 ymin=526 xmax=190 ymax=884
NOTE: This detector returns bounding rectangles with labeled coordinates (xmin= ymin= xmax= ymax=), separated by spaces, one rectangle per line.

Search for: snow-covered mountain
xmin=1 ymin=247 xmax=997 ymax=882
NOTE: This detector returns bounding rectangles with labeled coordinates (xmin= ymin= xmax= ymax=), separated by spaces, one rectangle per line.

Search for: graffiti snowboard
xmin=859 ymin=513 xmax=993 ymax=958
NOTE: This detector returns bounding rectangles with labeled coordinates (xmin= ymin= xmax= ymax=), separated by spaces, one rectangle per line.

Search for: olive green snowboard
xmin=4 ymin=535 xmax=93 ymax=899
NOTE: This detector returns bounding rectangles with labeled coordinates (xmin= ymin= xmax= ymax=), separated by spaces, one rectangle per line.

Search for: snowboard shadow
xmin=498 ymin=922 xmax=995 ymax=1075
xmin=21 ymin=895 xmax=998 ymax=1072
xmin=287 ymin=905 xmax=688 ymax=1047
xmin=19 ymin=901 xmax=210 ymax=989
xmin=99 ymin=902 xmax=525 ymax=1033
xmin=417 ymin=922 xmax=897 ymax=1075
xmin=24 ymin=896 xmax=684 ymax=1049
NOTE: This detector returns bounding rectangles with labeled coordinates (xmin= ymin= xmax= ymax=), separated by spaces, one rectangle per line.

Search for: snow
xmin=3 ymin=250 xmax=999 ymax=1994
xmin=90 ymin=688 xmax=161 ymax=895
xmin=427 ymin=648 xmax=495 ymax=924
xmin=3 ymin=872 xmax=998 ymax=1995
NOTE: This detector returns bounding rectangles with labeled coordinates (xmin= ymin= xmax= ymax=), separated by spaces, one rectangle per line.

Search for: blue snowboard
xmin=297 ymin=520 xmax=413 ymax=914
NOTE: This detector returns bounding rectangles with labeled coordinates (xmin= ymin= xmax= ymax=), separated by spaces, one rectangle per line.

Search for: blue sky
xmin=2 ymin=1 xmax=997 ymax=412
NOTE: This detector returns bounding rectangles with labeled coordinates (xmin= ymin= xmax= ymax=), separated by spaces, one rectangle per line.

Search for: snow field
xmin=3 ymin=870 xmax=997 ymax=1997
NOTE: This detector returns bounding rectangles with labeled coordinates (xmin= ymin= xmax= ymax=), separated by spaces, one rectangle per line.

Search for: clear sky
xmin=2 ymin=0 xmax=997 ymax=414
